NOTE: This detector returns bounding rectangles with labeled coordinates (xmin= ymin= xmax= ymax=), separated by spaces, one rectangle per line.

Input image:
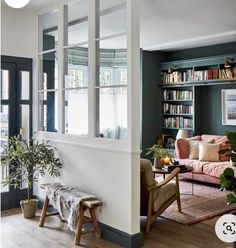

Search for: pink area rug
xmin=160 ymin=180 xmax=236 ymax=225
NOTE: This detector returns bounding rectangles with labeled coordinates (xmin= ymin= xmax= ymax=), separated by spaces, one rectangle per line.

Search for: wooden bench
xmin=38 ymin=184 xmax=102 ymax=245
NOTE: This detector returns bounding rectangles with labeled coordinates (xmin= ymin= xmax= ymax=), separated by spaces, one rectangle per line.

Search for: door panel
xmin=1 ymin=57 xmax=32 ymax=210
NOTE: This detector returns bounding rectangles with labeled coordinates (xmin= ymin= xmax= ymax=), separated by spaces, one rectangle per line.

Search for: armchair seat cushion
xmin=154 ymin=183 xmax=176 ymax=212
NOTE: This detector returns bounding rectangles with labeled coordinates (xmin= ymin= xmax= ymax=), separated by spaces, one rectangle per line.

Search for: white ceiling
xmin=1 ymin=0 xmax=236 ymax=51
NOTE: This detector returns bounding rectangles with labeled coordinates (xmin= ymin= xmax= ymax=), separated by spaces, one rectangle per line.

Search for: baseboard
xmin=37 ymin=197 xmax=143 ymax=248
xmin=99 ymin=222 xmax=143 ymax=248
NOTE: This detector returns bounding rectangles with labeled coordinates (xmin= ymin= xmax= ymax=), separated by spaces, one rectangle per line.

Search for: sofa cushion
xmin=189 ymin=140 xmax=201 ymax=159
xmin=218 ymin=143 xmax=231 ymax=161
xmin=199 ymin=143 xmax=220 ymax=162
xmin=175 ymin=136 xmax=201 ymax=159
xmin=213 ymin=136 xmax=231 ymax=162
xmin=175 ymin=139 xmax=189 ymax=159
xmin=202 ymin=161 xmax=235 ymax=178
xmin=201 ymin=134 xmax=223 ymax=143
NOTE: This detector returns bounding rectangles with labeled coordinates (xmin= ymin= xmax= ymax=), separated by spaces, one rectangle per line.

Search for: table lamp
xmin=176 ymin=129 xmax=189 ymax=140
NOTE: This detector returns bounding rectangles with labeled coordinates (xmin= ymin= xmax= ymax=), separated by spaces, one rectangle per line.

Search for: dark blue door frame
xmin=1 ymin=56 xmax=32 ymax=210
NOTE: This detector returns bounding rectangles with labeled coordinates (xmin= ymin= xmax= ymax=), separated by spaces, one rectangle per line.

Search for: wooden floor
xmin=1 ymin=208 xmax=233 ymax=248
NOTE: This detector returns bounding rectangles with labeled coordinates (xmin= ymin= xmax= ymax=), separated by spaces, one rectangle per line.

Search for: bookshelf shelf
xmin=162 ymin=114 xmax=193 ymax=117
xmin=160 ymin=78 xmax=236 ymax=87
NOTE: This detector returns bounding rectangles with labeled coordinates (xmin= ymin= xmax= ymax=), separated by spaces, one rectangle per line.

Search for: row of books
xmin=164 ymin=117 xmax=193 ymax=129
xmin=162 ymin=67 xmax=236 ymax=83
xmin=163 ymin=103 xmax=193 ymax=115
xmin=163 ymin=90 xmax=193 ymax=100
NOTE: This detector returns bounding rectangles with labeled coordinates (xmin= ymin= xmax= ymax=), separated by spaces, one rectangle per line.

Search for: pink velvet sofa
xmin=175 ymin=134 xmax=236 ymax=185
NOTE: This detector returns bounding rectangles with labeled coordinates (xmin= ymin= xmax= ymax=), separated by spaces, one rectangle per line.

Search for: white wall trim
xmin=43 ymin=138 xmax=141 ymax=155
xmin=36 ymin=131 xmax=141 ymax=154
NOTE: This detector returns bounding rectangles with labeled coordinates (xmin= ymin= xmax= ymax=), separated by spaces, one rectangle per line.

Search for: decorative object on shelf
xmin=1 ymin=135 xmax=62 ymax=218
xmin=4 ymin=0 xmax=31 ymax=8
xmin=176 ymin=129 xmax=189 ymax=140
xmin=157 ymin=135 xmax=164 ymax=146
xmin=146 ymin=144 xmax=173 ymax=169
xmin=168 ymin=65 xmax=178 ymax=74
xmin=221 ymin=89 xmax=236 ymax=126
xmin=224 ymin=58 xmax=234 ymax=68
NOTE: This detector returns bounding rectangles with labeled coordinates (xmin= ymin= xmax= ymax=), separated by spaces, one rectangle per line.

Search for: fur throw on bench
xmin=46 ymin=184 xmax=97 ymax=232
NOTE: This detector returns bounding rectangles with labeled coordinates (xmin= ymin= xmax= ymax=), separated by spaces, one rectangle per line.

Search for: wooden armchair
xmin=140 ymin=159 xmax=181 ymax=233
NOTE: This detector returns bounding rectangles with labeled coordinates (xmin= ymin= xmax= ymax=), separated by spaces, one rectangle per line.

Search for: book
xmin=212 ymin=69 xmax=219 ymax=79
xmin=163 ymin=164 xmax=187 ymax=172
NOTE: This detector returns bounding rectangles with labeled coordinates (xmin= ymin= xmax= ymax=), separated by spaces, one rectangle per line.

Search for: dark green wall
xmin=141 ymin=42 xmax=236 ymax=152
xmin=141 ymin=51 xmax=164 ymax=156
xmin=165 ymin=42 xmax=236 ymax=61
xmin=197 ymin=84 xmax=236 ymax=135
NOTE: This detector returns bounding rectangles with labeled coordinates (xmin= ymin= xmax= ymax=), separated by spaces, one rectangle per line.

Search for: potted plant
xmin=219 ymin=131 xmax=236 ymax=204
xmin=146 ymin=144 xmax=172 ymax=168
xmin=1 ymin=135 xmax=62 ymax=218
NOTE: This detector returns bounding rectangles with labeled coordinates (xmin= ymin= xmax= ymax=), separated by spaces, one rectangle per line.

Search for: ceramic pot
xmin=20 ymin=199 xmax=38 ymax=219
xmin=154 ymin=157 xmax=164 ymax=169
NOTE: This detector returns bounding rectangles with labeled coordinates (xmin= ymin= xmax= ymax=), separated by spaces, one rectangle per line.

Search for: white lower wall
xmin=34 ymin=138 xmax=140 ymax=235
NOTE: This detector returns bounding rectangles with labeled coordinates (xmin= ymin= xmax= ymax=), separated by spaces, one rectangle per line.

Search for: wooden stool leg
xmin=39 ymin=195 xmax=49 ymax=227
xmin=89 ymin=208 xmax=101 ymax=238
xmin=74 ymin=207 xmax=85 ymax=245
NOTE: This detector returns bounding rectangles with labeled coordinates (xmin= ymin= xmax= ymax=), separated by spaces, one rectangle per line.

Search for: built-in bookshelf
xmin=162 ymin=87 xmax=194 ymax=131
xmin=159 ymin=53 xmax=236 ymax=145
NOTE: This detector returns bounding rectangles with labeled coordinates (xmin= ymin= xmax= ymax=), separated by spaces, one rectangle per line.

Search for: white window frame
xmin=36 ymin=0 xmax=140 ymax=152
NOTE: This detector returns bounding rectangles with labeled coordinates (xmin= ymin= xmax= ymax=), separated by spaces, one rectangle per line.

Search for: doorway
xmin=1 ymin=56 xmax=32 ymax=210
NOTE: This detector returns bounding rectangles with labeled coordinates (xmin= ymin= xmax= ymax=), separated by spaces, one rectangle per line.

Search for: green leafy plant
xmin=146 ymin=144 xmax=167 ymax=158
xmin=219 ymin=131 xmax=236 ymax=204
xmin=1 ymin=135 xmax=62 ymax=202
xmin=220 ymin=168 xmax=236 ymax=204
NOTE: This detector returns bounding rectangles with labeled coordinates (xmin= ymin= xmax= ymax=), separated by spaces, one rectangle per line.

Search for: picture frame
xmin=221 ymin=89 xmax=236 ymax=125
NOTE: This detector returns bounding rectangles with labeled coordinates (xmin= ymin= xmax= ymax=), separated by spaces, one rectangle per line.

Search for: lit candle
xmin=164 ymin=156 xmax=171 ymax=165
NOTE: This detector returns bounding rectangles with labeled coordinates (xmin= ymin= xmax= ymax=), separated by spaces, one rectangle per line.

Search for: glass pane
xmin=99 ymin=87 xmax=127 ymax=140
xmin=39 ymin=92 xmax=58 ymax=132
xmin=65 ymin=45 xmax=88 ymax=88
xmin=98 ymin=36 xmax=127 ymax=86
xmin=39 ymin=9 xmax=58 ymax=52
xmin=67 ymin=0 xmax=88 ymax=46
xmin=0 ymin=105 xmax=9 ymax=192
xmin=64 ymin=89 xmax=88 ymax=135
xmin=0 ymin=70 xmax=9 ymax=99
xmin=20 ymin=71 xmax=30 ymax=100
xmin=20 ymin=105 xmax=30 ymax=141
xmin=99 ymin=0 xmax=127 ymax=38
xmin=39 ymin=52 xmax=58 ymax=90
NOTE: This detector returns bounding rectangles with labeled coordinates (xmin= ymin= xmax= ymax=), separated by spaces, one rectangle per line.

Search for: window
xmin=38 ymin=10 xmax=59 ymax=132
xmin=63 ymin=0 xmax=89 ymax=135
xmin=37 ymin=0 xmax=129 ymax=140
xmin=96 ymin=1 xmax=128 ymax=140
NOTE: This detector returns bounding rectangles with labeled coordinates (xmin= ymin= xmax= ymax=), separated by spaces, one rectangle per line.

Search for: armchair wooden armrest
xmin=147 ymin=167 xmax=180 ymax=191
